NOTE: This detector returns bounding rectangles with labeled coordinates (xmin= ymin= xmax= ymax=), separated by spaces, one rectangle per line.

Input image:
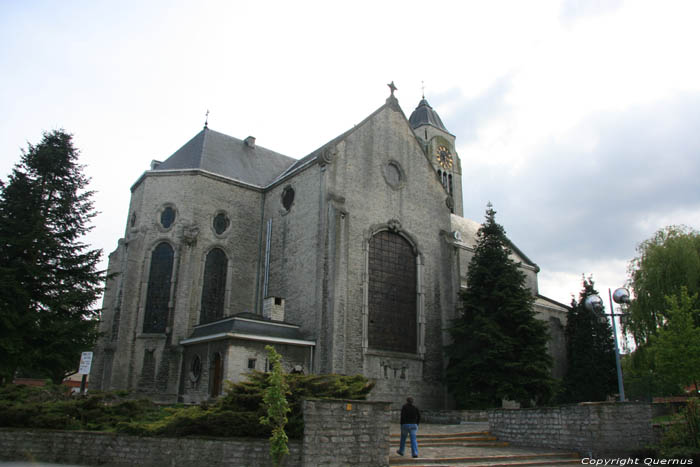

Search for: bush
xmin=656 ymin=398 xmax=700 ymax=462
xmin=0 ymin=371 xmax=375 ymax=439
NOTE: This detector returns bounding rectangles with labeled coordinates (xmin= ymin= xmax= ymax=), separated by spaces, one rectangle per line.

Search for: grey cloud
xmin=459 ymin=92 xmax=700 ymax=276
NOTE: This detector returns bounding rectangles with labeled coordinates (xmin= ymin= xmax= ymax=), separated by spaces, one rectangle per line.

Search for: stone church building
xmin=90 ymin=88 xmax=568 ymax=408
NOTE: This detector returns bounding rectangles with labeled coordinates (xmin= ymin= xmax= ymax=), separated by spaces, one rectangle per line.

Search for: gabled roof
xmin=272 ymin=96 xmax=423 ymax=185
xmin=450 ymin=214 xmax=539 ymax=271
xmin=153 ymin=128 xmax=297 ymax=187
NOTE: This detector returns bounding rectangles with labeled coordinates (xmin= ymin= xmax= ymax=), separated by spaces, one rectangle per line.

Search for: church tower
xmin=409 ymin=98 xmax=463 ymax=216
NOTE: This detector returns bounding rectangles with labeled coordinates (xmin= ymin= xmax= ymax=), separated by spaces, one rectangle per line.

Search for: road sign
xmin=79 ymin=351 xmax=93 ymax=375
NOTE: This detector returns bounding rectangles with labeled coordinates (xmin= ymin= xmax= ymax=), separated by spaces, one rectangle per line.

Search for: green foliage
xmin=0 ymin=371 xmax=374 ymax=440
xmin=445 ymin=204 xmax=553 ymax=409
xmin=656 ymin=398 xmax=700 ymax=461
xmin=651 ymin=288 xmax=700 ymax=390
xmin=622 ymin=347 xmax=683 ymax=401
xmin=260 ymin=346 xmax=291 ymax=467
xmin=623 ymin=288 xmax=700 ymax=400
xmin=559 ymin=277 xmax=617 ymax=403
xmin=0 ymin=130 xmax=103 ymax=383
xmin=626 ymin=225 xmax=700 ymax=346
xmin=0 ymin=383 xmax=160 ymax=431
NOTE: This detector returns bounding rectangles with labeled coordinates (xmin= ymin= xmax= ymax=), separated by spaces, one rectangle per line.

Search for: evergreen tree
xmin=0 ymin=130 xmax=103 ymax=384
xmin=445 ymin=204 xmax=553 ymax=409
xmin=560 ymin=277 xmax=617 ymax=402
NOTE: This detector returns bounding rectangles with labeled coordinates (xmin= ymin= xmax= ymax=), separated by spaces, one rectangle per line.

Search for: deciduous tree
xmin=626 ymin=225 xmax=700 ymax=346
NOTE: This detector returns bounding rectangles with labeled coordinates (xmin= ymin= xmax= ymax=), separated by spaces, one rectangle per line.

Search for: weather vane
xmin=387 ymin=81 xmax=397 ymax=97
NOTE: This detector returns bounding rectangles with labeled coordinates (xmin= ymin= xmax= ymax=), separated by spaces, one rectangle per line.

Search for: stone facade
xmin=489 ymin=402 xmax=654 ymax=456
xmin=90 ymin=92 xmax=569 ymax=408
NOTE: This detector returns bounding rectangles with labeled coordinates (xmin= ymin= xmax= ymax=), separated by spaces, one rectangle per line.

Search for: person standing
xmin=396 ymin=396 xmax=420 ymax=458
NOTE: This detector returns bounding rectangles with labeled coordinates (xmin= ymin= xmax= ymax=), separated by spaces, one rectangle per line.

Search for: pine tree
xmin=0 ymin=130 xmax=103 ymax=384
xmin=560 ymin=277 xmax=617 ymax=402
xmin=445 ymin=204 xmax=553 ymax=408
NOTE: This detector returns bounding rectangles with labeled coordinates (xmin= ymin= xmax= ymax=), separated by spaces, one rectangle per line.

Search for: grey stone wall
xmin=0 ymin=399 xmax=390 ymax=467
xmin=0 ymin=428 xmax=302 ymax=467
xmin=302 ymin=399 xmax=391 ymax=467
xmin=390 ymin=408 xmax=489 ymax=423
xmin=489 ymin=402 xmax=654 ymax=456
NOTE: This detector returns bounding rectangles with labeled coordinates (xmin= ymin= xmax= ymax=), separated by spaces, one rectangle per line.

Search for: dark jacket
xmin=400 ymin=402 xmax=420 ymax=425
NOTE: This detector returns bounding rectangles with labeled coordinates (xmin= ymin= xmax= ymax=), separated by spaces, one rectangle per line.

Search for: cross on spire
xmin=204 ymin=109 xmax=210 ymax=128
xmin=387 ymin=81 xmax=397 ymax=97
xmin=421 ymin=80 xmax=425 ymax=99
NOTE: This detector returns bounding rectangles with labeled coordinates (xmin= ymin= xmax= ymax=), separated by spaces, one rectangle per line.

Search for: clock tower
xmin=409 ymin=98 xmax=463 ymax=216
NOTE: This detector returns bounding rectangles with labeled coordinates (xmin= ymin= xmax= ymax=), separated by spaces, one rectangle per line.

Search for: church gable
xmin=321 ymin=97 xmax=452 ymax=220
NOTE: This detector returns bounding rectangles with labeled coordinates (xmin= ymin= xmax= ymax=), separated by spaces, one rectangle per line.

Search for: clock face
xmin=436 ymin=145 xmax=453 ymax=169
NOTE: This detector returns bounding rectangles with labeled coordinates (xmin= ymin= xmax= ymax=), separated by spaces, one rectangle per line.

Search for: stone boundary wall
xmin=0 ymin=428 xmax=302 ymax=466
xmin=302 ymin=399 xmax=391 ymax=466
xmin=489 ymin=402 xmax=653 ymax=456
xmin=0 ymin=399 xmax=390 ymax=467
xmin=390 ymin=409 xmax=488 ymax=424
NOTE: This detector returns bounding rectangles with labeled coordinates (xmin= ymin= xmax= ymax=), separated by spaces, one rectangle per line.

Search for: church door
xmin=210 ymin=352 xmax=223 ymax=397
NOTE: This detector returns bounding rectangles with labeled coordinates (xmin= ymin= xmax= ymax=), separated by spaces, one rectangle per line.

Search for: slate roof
xmin=182 ymin=312 xmax=314 ymax=345
xmin=408 ymin=98 xmax=447 ymax=132
xmin=154 ymin=128 xmax=297 ymax=187
xmin=450 ymin=214 xmax=539 ymax=271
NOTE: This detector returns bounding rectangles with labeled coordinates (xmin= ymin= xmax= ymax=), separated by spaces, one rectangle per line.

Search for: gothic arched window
xmin=368 ymin=231 xmax=417 ymax=353
xmin=200 ymin=248 xmax=228 ymax=323
xmin=143 ymin=242 xmax=174 ymax=333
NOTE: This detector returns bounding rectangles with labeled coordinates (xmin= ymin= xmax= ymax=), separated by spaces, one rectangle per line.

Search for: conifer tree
xmin=445 ymin=204 xmax=553 ymax=408
xmin=560 ymin=277 xmax=617 ymax=402
xmin=0 ymin=130 xmax=103 ymax=384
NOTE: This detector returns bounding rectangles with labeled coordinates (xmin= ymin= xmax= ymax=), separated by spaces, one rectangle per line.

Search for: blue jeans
xmin=398 ymin=423 xmax=418 ymax=457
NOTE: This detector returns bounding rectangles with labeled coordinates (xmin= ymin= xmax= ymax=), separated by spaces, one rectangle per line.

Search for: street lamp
xmin=584 ymin=287 xmax=630 ymax=402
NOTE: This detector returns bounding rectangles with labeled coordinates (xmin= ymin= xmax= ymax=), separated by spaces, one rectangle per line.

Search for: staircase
xmin=389 ymin=429 xmax=581 ymax=466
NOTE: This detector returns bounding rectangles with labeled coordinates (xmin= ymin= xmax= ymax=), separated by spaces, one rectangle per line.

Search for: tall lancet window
xmin=143 ymin=242 xmax=174 ymax=333
xmin=368 ymin=231 xmax=417 ymax=353
xmin=200 ymin=248 xmax=228 ymax=323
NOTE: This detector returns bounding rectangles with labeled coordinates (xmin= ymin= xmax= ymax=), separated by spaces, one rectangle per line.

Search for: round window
xmin=386 ymin=163 xmax=401 ymax=185
xmin=160 ymin=206 xmax=175 ymax=229
xmin=213 ymin=212 xmax=230 ymax=235
xmin=383 ymin=161 xmax=405 ymax=189
xmin=282 ymin=186 xmax=295 ymax=211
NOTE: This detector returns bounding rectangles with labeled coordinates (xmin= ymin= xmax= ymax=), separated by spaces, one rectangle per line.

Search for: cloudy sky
xmin=1 ymin=0 xmax=699 ymax=309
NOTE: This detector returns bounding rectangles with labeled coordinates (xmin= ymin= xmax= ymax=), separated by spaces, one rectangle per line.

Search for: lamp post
xmin=583 ymin=287 xmax=630 ymax=402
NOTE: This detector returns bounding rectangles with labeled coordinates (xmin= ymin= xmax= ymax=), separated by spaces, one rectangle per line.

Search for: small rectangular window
xmin=248 ymin=358 xmax=256 ymax=370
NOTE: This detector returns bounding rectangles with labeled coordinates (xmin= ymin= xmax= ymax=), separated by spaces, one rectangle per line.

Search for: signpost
xmin=78 ymin=351 xmax=93 ymax=394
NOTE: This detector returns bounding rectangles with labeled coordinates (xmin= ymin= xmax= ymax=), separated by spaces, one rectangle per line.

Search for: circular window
xmin=383 ymin=161 xmax=405 ymax=190
xmin=213 ymin=212 xmax=230 ymax=235
xmin=160 ymin=206 xmax=176 ymax=229
xmin=386 ymin=163 xmax=401 ymax=185
xmin=282 ymin=186 xmax=295 ymax=211
xmin=189 ymin=355 xmax=202 ymax=382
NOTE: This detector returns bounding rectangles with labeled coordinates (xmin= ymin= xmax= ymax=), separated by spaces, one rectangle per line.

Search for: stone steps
xmin=391 ymin=431 xmax=506 ymax=448
xmin=389 ymin=428 xmax=581 ymax=466
xmin=390 ymin=453 xmax=581 ymax=466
